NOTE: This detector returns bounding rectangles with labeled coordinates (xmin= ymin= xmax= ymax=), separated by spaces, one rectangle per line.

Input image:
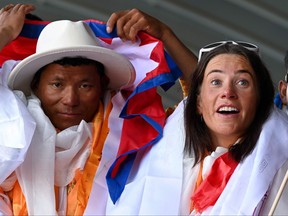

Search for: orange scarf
xmin=7 ymin=101 xmax=112 ymax=215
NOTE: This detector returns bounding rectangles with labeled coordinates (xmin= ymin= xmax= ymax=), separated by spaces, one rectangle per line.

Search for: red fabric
xmin=0 ymin=37 xmax=37 ymax=66
xmin=0 ymin=20 xmax=49 ymax=66
xmin=191 ymin=152 xmax=239 ymax=213
xmin=111 ymin=88 xmax=165 ymax=177
xmin=110 ymin=32 xmax=171 ymax=178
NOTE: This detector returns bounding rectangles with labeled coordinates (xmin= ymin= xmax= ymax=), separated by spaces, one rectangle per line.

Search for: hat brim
xmin=8 ymin=45 xmax=135 ymax=96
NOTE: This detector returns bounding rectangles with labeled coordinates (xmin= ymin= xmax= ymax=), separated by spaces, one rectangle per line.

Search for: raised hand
xmin=0 ymin=4 xmax=35 ymax=50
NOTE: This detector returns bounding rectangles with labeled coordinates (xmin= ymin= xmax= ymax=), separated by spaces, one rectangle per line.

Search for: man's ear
xmin=278 ymin=80 xmax=288 ymax=105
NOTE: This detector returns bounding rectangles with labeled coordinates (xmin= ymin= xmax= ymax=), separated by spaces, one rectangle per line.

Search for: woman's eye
xmin=237 ymin=79 xmax=249 ymax=86
xmin=211 ymin=79 xmax=221 ymax=86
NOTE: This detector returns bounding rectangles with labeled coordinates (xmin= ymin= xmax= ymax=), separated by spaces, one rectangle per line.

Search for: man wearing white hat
xmin=0 ymin=3 xmax=136 ymax=215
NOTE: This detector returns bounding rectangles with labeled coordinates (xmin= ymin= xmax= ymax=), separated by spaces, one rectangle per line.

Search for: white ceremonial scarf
xmin=0 ymin=60 xmax=36 ymax=216
xmin=259 ymin=160 xmax=288 ymax=215
xmin=16 ymin=95 xmax=93 ymax=215
xmin=0 ymin=60 xmax=36 ymax=184
xmin=87 ymin=98 xmax=288 ymax=215
xmin=202 ymin=107 xmax=288 ymax=215
xmin=100 ymin=100 xmax=185 ymax=215
xmin=84 ymin=92 xmax=126 ymax=215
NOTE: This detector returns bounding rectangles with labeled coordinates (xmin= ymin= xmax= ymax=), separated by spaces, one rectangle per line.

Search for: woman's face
xmin=197 ymin=54 xmax=258 ymax=148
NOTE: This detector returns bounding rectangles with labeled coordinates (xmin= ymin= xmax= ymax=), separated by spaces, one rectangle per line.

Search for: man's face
xmin=34 ymin=63 xmax=105 ymax=130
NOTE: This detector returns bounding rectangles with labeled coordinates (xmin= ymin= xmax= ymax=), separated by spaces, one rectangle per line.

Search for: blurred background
xmin=1 ymin=0 xmax=288 ymax=107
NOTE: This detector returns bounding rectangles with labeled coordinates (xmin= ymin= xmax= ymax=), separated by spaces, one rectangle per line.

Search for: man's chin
xmin=54 ymin=121 xmax=81 ymax=131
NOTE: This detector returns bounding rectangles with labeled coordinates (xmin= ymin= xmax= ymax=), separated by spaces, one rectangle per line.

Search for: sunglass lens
xmin=203 ymin=42 xmax=224 ymax=49
xmin=238 ymin=42 xmax=257 ymax=49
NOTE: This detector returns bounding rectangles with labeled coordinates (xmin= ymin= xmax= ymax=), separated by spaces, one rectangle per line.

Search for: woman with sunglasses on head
xmin=110 ymin=40 xmax=287 ymax=215
xmin=181 ymin=41 xmax=288 ymax=215
xmin=102 ymin=9 xmax=288 ymax=215
xmin=102 ymin=39 xmax=288 ymax=216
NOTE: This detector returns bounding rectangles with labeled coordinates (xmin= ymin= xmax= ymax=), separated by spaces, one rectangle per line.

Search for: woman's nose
xmin=221 ymin=83 xmax=237 ymax=99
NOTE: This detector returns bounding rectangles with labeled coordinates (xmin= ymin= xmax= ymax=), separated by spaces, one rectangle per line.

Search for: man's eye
xmin=51 ymin=83 xmax=61 ymax=88
xmin=80 ymin=83 xmax=92 ymax=88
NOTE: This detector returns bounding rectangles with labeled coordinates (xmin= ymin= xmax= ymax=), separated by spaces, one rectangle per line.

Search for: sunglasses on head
xmin=198 ymin=40 xmax=259 ymax=61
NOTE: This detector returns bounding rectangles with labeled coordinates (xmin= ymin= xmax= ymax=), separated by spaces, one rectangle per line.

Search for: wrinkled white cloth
xmin=0 ymin=60 xmax=36 ymax=184
xmin=0 ymin=60 xmax=36 ymax=215
xmin=205 ymin=108 xmax=288 ymax=215
xmin=94 ymin=98 xmax=288 ymax=215
xmin=0 ymin=60 xmax=93 ymax=215
xmin=16 ymin=95 xmax=92 ymax=215
xmin=259 ymin=160 xmax=288 ymax=215
xmin=84 ymin=92 xmax=126 ymax=215
xmin=86 ymin=100 xmax=185 ymax=215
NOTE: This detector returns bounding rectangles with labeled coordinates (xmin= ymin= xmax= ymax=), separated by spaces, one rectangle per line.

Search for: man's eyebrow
xmin=49 ymin=76 xmax=64 ymax=80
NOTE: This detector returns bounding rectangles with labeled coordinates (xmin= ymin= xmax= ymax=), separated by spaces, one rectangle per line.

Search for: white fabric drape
xmin=84 ymin=92 xmax=126 ymax=215
xmin=0 ymin=60 xmax=36 ymax=184
xmin=106 ymin=100 xmax=184 ymax=215
xmin=206 ymin=107 xmax=288 ymax=215
xmin=0 ymin=61 xmax=36 ymax=215
xmin=94 ymin=99 xmax=288 ymax=215
xmin=16 ymin=95 xmax=92 ymax=215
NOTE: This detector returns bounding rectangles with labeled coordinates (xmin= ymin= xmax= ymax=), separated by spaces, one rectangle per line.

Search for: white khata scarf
xmin=16 ymin=94 xmax=92 ymax=215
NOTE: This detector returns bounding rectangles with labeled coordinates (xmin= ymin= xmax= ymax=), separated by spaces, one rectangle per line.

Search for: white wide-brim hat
xmin=8 ymin=20 xmax=135 ymax=96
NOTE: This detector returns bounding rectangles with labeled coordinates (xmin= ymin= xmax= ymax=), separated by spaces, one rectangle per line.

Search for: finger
xmin=4 ymin=4 xmax=14 ymax=10
xmin=0 ymin=4 xmax=14 ymax=13
xmin=122 ymin=19 xmax=146 ymax=42
xmin=121 ymin=18 xmax=140 ymax=41
xmin=114 ymin=14 xmax=134 ymax=40
xmin=23 ymin=4 xmax=36 ymax=14
xmin=106 ymin=10 xmax=128 ymax=33
xmin=11 ymin=4 xmax=35 ymax=14
xmin=116 ymin=9 xmax=144 ymax=41
xmin=122 ymin=12 xmax=151 ymax=42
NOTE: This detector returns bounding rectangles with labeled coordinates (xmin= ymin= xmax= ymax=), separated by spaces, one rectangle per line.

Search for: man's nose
xmin=62 ymin=87 xmax=79 ymax=106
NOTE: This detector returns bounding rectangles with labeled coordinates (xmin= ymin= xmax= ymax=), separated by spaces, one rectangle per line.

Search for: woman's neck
xmin=211 ymin=134 xmax=240 ymax=149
